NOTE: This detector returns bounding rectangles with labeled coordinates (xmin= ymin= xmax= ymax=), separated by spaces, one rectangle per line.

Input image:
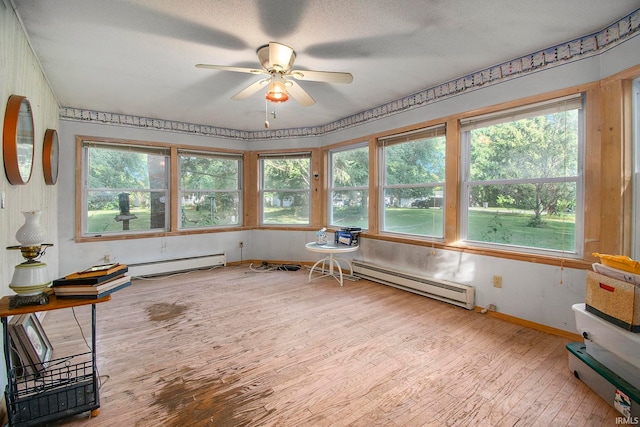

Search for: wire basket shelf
xmin=6 ymin=352 xmax=98 ymax=427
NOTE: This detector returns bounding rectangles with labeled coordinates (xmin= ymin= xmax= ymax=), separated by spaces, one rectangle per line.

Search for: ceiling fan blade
xmin=286 ymin=81 xmax=315 ymax=106
xmin=195 ymin=64 xmax=266 ymax=75
xmin=232 ymin=79 xmax=269 ymax=100
xmin=261 ymin=42 xmax=295 ymax=71
xmin=289 ymin=69 xmax=353 ymax=84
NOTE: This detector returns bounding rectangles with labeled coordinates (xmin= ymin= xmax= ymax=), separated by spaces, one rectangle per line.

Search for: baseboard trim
xmin=475 ymin=306 xmax=583 ymax=342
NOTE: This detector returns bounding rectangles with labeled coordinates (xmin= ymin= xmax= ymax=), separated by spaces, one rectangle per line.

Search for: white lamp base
xmin=9 ymin=261 xmax=51 ymax=296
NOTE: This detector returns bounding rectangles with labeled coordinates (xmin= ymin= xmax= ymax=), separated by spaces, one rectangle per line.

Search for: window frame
xmin=80 ymin=139 xmax=171 ymax=237
xmin=259 ymin=152 xmax=312 ymax=226
xmin=459 ymin=94 xmax=585 ymax=257
xmin=76 ymin=136 xmax=246 ymax=241
xmin=378 ymin=124 xmax=447 ymax=239
xmin=177 ymin=149 xmax=243 ymax=230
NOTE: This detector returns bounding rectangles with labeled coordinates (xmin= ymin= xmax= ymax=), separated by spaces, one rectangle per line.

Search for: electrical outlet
xmin=493 ymin=275 xmax=502 ymax=288
xmin=239 ymin=241 xmax=244 ymax=249
xmin=488 ymin=304 xmax=497 ymax=312
xmin=104 ymin=254 xmax=111 ymax=263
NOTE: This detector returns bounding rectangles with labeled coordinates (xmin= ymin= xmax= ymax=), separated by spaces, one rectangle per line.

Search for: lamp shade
xmin=15 ymin=210 xmax=46 ymax=246
xmin=265 ymin=75 xmax=289 ymax=103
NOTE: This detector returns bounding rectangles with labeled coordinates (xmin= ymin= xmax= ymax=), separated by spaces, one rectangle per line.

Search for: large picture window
xmin=82 ymin=141 xmax=170 ymax=235
xmin=260 ymin=153 xmax=311 ymax=225
xmin=179 ymin=151 xmax=242 ymax=229
xmin=328 ymin=144 xmax=369 ymax=229
xmin=380 ymin=125 xmax=446 ymax=238
xmin=461 ymin=94 xmax=584 ymax=254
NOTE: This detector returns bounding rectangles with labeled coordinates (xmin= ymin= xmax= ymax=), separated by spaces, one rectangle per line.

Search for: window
xmin=328 ymin=144 xmax=369 ymax=229
xmin=179 ymin=150 xmax=242 ymax=229
xmin=82 ymin=141 xmax=170 ymax=235
xmin=461 ymin=94 xmax=584 ymax=254
xmin=260 ymin=153 xmax=311 ymax=225
xmin=379 ymin=125 xmax=446 ymax=237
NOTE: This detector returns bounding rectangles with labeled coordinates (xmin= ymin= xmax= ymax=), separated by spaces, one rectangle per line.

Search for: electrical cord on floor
xmin=248 ymin=262 xmax=301 ymax=273
xmin=130 ymin=265 xmax=224 ymax=281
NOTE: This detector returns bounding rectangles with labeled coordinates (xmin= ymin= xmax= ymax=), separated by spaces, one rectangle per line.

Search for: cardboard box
xmin=586 ymin=271 xmax=640 ymax=332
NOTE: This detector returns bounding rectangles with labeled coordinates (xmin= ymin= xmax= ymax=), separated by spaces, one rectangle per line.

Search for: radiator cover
xmin=352 ymin=260 xmax=475 ymax=309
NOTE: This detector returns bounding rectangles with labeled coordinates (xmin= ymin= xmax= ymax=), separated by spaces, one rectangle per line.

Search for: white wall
xmin=0 ymin=0 xmax=60 ymax=395
xmin=1 ymin=2 xmax=60 ymax=288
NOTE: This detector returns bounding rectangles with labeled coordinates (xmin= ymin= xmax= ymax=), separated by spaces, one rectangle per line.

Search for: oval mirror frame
xmin=3 ymin=95 xmax=35 ymax=185
xmin=43 ymin=129 xmax=59 ymax=185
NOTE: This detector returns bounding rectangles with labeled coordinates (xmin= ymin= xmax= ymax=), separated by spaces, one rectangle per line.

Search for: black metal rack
xmin=0 ymin=294 xmax=110 ymax=426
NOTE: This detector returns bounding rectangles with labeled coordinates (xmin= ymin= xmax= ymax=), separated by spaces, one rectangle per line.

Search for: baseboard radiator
xmin=351 ymin=260 xmax=475 ymax=310
xmin=128 ymin=253 xmax=226 ymax=278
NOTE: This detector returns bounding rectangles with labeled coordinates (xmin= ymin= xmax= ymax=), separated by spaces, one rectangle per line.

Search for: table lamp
xmin=7 ymin=210 xmax=52 ymax=307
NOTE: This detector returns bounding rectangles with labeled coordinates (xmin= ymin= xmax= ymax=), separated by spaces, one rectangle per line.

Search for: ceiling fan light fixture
xmin=265 ymin=75 xmax=289 ymax=103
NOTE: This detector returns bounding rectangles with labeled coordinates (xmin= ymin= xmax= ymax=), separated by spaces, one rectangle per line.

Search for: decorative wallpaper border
xmin=60 ymin=8 xmax=640 ymax=141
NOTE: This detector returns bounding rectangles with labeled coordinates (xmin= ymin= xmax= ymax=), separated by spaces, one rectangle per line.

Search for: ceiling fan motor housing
xmin=257 ymin=42 xmax=296 ymax=73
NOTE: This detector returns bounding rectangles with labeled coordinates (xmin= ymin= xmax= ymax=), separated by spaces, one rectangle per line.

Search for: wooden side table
xmin=305 ymin=242 xmax=359 ymax=286
xmin=0 ymin=293 xmax=110 ymax=426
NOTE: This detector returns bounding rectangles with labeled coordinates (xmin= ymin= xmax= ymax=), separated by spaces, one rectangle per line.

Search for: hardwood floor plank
xmin=29 ymin=266 xmax=624 ymax=427
xmin=548 ymin=382 xmax=590 ymax=427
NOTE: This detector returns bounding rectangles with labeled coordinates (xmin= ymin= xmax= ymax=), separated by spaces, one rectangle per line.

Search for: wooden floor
xmin=38 ymin=265 xmax=620 ymax=426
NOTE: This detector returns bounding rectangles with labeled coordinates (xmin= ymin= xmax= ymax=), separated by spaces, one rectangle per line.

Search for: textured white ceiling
xmin=11 ymin=0 xmax=640 ymax=132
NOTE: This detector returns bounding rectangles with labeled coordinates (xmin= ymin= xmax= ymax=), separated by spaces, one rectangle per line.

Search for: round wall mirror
xmin=3 ymin=95 xmax=35 ymax=185
xmin=43 ymin=129 xmax=59 ymax=185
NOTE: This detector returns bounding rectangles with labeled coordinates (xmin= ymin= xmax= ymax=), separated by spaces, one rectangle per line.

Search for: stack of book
xmin=53 ymin=263 xmax=131 ymax=299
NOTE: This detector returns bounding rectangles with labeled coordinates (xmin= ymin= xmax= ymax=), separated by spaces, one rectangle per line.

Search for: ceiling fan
xmin=196 ymin=41 xmax=353 ymax=106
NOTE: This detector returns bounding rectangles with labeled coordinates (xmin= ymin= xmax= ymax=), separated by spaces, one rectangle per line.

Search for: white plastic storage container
xmin=573 ymin=303 xmax=640 ymax=389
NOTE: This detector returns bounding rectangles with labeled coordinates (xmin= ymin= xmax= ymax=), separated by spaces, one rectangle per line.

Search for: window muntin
xmin=380 ymin=126 xmax=446 ymax=238
xmin=461 ymin=95 xmax=583 ymax=254
xmin=260 ymin=153 xmax=311 ymax=225
xmin=83 ymin=142 xmax=170 ymax=235
xmin=179 ymin=151 xmax=242 ymax=228
xmin=329 ymin=144 xmax=369 ymax=229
